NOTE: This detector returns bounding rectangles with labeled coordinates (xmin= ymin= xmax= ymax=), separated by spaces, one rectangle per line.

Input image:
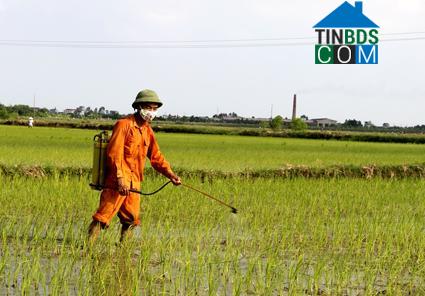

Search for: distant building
xmin=306 ymin=118 xmax=338 ymax=127
xmin=256 ymin=118 xmax=271 ymax=122
xmin=245 ymin=117 xmax=270 ymax=122
xmin=222 ymin=115 xmax=243 ymax=121
xmin=364 ymin=121 xmax=375 ymax=128
xmin=63 ymin=109 xmax=76 ymax=114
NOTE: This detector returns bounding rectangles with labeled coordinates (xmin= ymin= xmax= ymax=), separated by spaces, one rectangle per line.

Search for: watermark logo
xmin=313 ymin=1 xmax=379 ymax=64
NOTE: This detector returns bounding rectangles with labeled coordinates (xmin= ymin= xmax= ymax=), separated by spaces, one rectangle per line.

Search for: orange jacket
xmin=104 ymin=114 xmax=172 ymax=191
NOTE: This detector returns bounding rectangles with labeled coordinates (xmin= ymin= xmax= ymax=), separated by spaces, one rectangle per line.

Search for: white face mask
xmin=139 ymin=109 xmax=158 ymax=121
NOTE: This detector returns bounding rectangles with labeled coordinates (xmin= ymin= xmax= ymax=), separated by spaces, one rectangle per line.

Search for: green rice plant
xmin=1 ymin=174 xmax=425 ymax=294
xmin=2 ymin=125 xmax=425 ymax=172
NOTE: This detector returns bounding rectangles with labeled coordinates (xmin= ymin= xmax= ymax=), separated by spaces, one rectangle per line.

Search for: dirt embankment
xmin=1 ymin=163 xmax=424 ymax=181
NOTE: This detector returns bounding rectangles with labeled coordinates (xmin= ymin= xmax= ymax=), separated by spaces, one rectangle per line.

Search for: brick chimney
xmin=292 ymin=94 xmax=297 ymax=121
xmin=355 ymin=1 xmax=363 ymax=13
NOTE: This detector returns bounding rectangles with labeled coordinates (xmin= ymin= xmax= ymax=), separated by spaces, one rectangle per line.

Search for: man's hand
xmin=169 ymin=172 xmax=182 ymax=186
xmin=117 ymin=177 xmax=130 ymax=195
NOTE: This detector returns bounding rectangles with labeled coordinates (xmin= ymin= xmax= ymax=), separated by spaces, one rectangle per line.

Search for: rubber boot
xmin=120 ymin=223 xmax=134 ymax=243
xmin=88 ymin=220 xmax=102 ymax=244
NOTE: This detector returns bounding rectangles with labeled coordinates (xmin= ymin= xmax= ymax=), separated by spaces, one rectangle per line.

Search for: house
xmin=256 ymin=118 xmax=271 ymax=122
xmin=313 ymin=1 xmax=379 ymax=28
xmin=245 ymin=117 xmax=271 ymax=122
xmin=63 ymin=109 xmax=76 ymax=114
xmin=222 ymin=115 xmax=243 ymax=121
xmin=306 ymin=118 xmax=338 ymax=127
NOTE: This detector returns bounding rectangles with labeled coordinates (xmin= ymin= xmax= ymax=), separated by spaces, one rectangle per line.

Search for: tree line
xmin=1 ymin=103 xmax=424 ymax=132
xmin=0 ymin=103 xmax=121 ymax=120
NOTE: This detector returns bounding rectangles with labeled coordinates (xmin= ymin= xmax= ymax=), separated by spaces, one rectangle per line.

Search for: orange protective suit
xmin=92 ymin=114 xmax=172 ymax=226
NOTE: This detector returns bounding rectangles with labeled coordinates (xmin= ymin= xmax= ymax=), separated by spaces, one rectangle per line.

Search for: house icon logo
xmin=313 ymin=1 xmax=379 ymax=64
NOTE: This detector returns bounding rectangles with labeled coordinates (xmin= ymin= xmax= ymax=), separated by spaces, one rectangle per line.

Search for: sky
xmin=0 ymin=0 xmax=424 ymax=126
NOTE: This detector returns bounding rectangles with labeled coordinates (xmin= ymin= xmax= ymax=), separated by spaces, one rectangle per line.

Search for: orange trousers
xmin=92 ymin=189 xmax=141 ymax=227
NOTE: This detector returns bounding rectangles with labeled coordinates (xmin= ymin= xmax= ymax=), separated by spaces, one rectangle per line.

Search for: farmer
xmin=28 ymin=117 xmax=34 ymax=128
xmin=88 ymin=89 xmax=181 ymax=242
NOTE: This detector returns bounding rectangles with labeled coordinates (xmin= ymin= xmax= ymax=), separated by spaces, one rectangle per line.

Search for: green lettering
xmin=369 ymin=29 xmax=379 ymax=44
xmin=345 ymin=30 xmax=355 ymax=44
xmin=356 ymin=29 xmax=368 ymax=44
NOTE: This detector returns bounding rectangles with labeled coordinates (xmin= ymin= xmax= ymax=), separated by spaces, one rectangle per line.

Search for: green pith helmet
xmin=132 ymin=89 xmax=163 ymax=109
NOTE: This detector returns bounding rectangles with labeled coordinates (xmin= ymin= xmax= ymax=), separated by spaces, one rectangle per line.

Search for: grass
xmin=1 ymin=125 xmax=425 ymax=171
xmin=1 ymin=175 xmax=424 ymax=294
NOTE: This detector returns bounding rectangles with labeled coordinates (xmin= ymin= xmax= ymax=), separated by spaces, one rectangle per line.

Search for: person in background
xmin=88 ymin=89 xmax=181 ymax=243
xmin=28 ymin=117 xmax=34 ymax=128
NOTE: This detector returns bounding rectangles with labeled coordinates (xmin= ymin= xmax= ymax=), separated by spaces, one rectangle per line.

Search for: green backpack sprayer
xmin=88 ymin=130 xmax=237 ymax=213
xmin=90 ymin=131 xmax=110 ymax=191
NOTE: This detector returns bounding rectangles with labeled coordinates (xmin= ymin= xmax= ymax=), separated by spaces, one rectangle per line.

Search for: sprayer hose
xmin=130 ymin=181 xmax=172 ymax=196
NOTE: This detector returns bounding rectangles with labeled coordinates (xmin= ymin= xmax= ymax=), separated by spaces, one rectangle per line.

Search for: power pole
xmin=270 ymin=104 xmax=273 ymax=119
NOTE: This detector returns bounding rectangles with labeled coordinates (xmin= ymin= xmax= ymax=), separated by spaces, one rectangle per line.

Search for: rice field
xmin=1 ymin=124 xmax=425 ymax=294
xmin=1 ymin=175 xmax=424 ymax=294
xmin=1 ymin=125 xmax=425 ymax=170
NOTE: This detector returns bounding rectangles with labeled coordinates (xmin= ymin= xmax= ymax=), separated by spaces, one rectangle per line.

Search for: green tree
xmin=270 ymin=115 xmax=283 ymax=130
xmin=291 ymin=118 xmax=308 ymax=130
xmin=259 ymin=121 xmax=269 ymax=129
xmin=36 ymin=108 xmax=49 ymax=117
xmin=0 ymin=106 xmax=8 ymax=119
xmin=109 ymin=110 xmax=121 ymax=120
xmin=9 ymin=104 xmax=33 ymax=116
xmin=342 ymin=119 xmax=362 ymax=128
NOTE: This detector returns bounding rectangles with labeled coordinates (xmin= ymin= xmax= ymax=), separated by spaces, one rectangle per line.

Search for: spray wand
xmin=180 ymin=183 xmax=238 ymax=214
xmin=128 ymin=181 xmax=238 ymax=214
xmin=95 ymin=180 xmax=238 ymax=214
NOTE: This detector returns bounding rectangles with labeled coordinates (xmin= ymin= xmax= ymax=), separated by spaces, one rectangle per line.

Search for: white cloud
xmin=143 ymin=10 xmax=179 ymax=25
